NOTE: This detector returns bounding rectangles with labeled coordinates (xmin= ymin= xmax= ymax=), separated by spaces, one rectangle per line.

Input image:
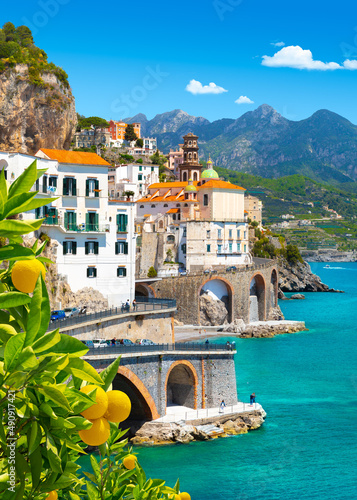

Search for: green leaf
xmin=38 ymin=385 xmax=72 ymax=412
xmin=8 ymin=160 xmax=38 ymax=198
xmin=100 ymin=356 xmax=122 ymax=391
xmin=0 ymin=244 xmax=35 ymax=261
xmin=66 ymin=358 xmax=103 ymax=385
xmin=66 ymin=416 xmax=93 ymax=430
xmin=37 ymin=256 xmax=53 ymax=264
xmin=86 ymin=481 xmax=101 ymax=499
xmin=28 ymin=421 xmax=42 ymax=455
xmin=16 ymin=346 xmax=39 ymax=370
xmin=0 ymin=168 xmax=8 ymax=216
xmin=5 ymin=194 xmax=56 ymax=218
xmin=4 ymin=333 xmax=25 ymax=371
xmin=41 ymin=334 xmax=88 ymax=358
xmin=4 ymin=370 xmax=27 ymax=389
xmin=46 ymin=432 xmax=63 ymax=473
xmin=2 ymin=192 xmax=36 ymax=218
xmin=0 ymin=218 xmax=44 ymax=236
xmin=0 ymin=292 xmax=31 ymax=308
xmin=32 ymin=330 xmax=61 ymax=353
xmin=42 ymin=354 xmax=69 ymax=373
xmin=90 ymin=454 xmax=101 ymax=482
xmin=29 ymin=445 xmax=42 ymax=490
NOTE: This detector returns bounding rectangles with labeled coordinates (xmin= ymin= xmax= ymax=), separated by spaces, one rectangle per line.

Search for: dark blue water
xmin=136 ymin=263 xmax=357 ymax=499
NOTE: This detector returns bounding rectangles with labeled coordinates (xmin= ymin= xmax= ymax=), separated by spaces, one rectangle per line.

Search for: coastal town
xmin=0 ymin=13 xmax=356 ymax=500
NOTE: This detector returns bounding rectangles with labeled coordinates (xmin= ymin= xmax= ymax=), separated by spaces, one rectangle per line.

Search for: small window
xmin=237 ymin=229 xmax=241 ymax=239
xmin=87 ymin=267 xmax=97 ymax=278
xmin=218 ymin=244 xmax=222 ymax=253
xmin=164 ymin=204 xmax=168 ymax=207
xmin=229 ymin=242 xmax=233 ymax=253
xmin=167 ymin=235 xmax=175 ymax=243
xmin=218 ymin=229 xmax=222 ymax=239
xmin=151 ymin=205 xmax=155 ymax=208
xmin=139 ymin=166 xmax=142 ymax=171
xmin=244 ymin=231 xmax=247 ymax=239
xmin=203 ymin=194 xmax=208 ymax=206
xmin=207 ymin=230 xmax=210 ymax=238
xmin=176 ymin=204 xmax=180 ymax=208
xmin=181 ymin=243 xmax=186 ymax=254
xmin=85 ymin=241 xmax=99 ymax=255
xmin=140 ymin=205 xmax=144 ymax=208
xmin=229 ymin=229 xmax=232 ymax=238
xmin=117 ymin=267 xmax=127 ymax=277
xmin=63 ymin=241 xmax=77 ymax=255
xmin=183 ymin=228 xmax=186 ymax=237
xmin=138 ymin=174 xmax=142 ymax=180
xmin=115 ymin=241 xmax=128 ymax=254
xmin=244 ymin=244 xmax=247 ymax=252
xmin=207 ymin=244 xmax=211 ymax=252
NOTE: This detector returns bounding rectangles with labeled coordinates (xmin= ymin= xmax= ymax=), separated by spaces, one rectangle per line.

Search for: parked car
xmin=50 ymin=310 xmax=65 ymax=322
xmin=92 ymin=339 xmax=108 ymax=348
xmin=118 ymin=339 xmax=135 ymax=346
xmin=81 ymin=340 xmax=94 ymax=348
xmin=179 ymin=269 xmax=187 ymax=276
xmin=64 ymin=307 xmax=80 ymax=318
xmin=135 ymin=339 xmax=155 ymax=346
xmin=226 ymin=266 xmax=237 ymax=272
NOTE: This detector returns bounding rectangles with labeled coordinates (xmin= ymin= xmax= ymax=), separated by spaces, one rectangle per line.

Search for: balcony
xmin=42 ymin=217 xmax=110 ymax=233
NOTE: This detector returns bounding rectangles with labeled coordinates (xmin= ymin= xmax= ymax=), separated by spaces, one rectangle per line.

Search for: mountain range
xmin=126 ymin=105 xmax=357 ymax=188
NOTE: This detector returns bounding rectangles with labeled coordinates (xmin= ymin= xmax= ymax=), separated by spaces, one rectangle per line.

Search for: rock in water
xmin=291 ymin=294 xmax=305 ymax=300
xmin=199 ymin=293 xmax=228 ymax=325
xmin=0 ymin=64 xmax=76 ymax=154
xmin=279 ymin=259 xmax=331 ymax=293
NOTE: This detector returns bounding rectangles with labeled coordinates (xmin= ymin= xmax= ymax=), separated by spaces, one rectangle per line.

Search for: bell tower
xmin=179 ymin=133 xmax=202 ymax=182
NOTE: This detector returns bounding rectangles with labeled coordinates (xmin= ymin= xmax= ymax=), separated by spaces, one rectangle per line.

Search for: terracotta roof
xmin=148 ymin=181 xmax=199 ymax=189
xmin=38 ymin=149 xmax=110 ymax=166
xmin=199 ymin=179 xmax=245 ymax=191
xmin=166 ymin=208 xmax=180 ymax=214
xmin=137 ymin=195 xmax=185 ymax=203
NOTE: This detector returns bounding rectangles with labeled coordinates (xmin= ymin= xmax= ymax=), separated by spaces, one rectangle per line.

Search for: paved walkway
xmin=155 ymin=402 xmax=263 ymax=423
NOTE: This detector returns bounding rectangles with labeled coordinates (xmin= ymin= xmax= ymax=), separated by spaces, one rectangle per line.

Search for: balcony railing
xmin=42 ymin=217 xmax=110 ymax=232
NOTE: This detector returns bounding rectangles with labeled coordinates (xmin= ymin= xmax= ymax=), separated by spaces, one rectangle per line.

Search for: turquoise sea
xmin=136 ymin=263 xmax=357 ymax=499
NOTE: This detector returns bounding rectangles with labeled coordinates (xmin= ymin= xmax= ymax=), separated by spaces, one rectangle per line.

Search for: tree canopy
xmin=124 ymin=124 xmax=138 ymax=142
xmin=0 ymin=23 xmax=69 ymax=88
xmin=77 ymin=115 xmax=110 ymax=130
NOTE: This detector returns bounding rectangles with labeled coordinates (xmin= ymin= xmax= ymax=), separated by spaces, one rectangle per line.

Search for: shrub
xmin=147 ymin=266 xmax=157 ymax=278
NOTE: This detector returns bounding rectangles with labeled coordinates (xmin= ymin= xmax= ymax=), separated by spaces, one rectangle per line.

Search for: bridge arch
xmin=249 ymin=272 xmax=266 ymax=322
xmin=111 ymin=366 xmax=159 ymax=421
xmin=135 ymin=283 xmax=156 ymax=298
xmin=198 ymin=277 xmax=234 ymax=324
xmin=165 ymin=360 xmax=198 ymax=409
xmin=271 ymin=268 xmax=278 ymax=307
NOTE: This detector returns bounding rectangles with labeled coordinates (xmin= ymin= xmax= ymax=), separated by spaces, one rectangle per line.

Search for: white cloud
xmin=235 ymin=96 xmax=254 ymax=104
xmin=344 ymin=59 xmax=357 ymax=70
xmin=262 ymin=45 xmax=342 ymax=70
xmin=271 ymin=41 xmax=285 ymax=47
xmin=185 ymin=79 xmax=228 ymax=95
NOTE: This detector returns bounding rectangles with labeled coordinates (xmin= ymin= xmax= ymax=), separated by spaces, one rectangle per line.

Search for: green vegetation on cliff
xmin=0 ymin=22 xmax=69 ymax=88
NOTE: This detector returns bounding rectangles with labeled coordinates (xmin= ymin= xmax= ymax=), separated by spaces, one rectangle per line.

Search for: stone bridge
xmin=136 ymin=259 xmax=279 ymax=325
xmin=85 ymin=343 xmax=237 ymax=426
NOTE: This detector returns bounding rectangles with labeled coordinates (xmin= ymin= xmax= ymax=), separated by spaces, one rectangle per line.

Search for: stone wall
xmin=60 ymin=310 xmax=175 ymax=344
xmin=145 ymin=260 xmax=278 ymax=325
xmin=88 ymin=352 xmax=237 ymax=419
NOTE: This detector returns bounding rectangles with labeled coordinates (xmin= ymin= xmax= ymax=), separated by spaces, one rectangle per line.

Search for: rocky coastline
xmin=278 ymin=259 xmax=343 ymax=296
xmin=130 ymin=409 xmax=266 ymax=446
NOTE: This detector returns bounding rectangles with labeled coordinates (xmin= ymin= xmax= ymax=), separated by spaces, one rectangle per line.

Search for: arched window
xmin=176 ymin=204 xmax=180 ymax=207
xmin=159 ymin=220 xmax=164 ymax=229
xmin=167 ymin=235 xmax=175 ymax=243
xmin=193 ymin=172 xmax=198 ymax=181
xmin=203 ymin=194 xmax=209 ymax=206
xmin=183 ymin=172 xmax=187 ymax=182
xmin=140 ymin=205 xmax=144 ymax=208
xmin=164 ymin=204 xmax=168 ymax=207
xmin=188 ymin=153 xmax=192 ymax=159
xmin=184 ymin=153 xmax=187 ymax=162
xmin=184 ymin=203 xmax=188 ymax=207
xmin=151 ymin=204 xmax=155 ymax=208
xmin=193 ymin=153 xmax=197 ymax=159
xmin=185 ymin=193 xmax=189 ymax=200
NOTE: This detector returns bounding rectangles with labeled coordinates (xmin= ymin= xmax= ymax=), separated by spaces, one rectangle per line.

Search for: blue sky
xmin=2 ymin=0 xmax=357 ymax=123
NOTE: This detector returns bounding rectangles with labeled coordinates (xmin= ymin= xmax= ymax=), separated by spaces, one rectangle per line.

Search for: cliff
xmin=278 ymin=259 xmax=342 ymax=295
xmin=0 ymin=64 xmax=76 ymax=154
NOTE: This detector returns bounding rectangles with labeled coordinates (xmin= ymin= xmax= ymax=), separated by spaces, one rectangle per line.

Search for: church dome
xmin=201 ymin=156 xmax=219 ymax=179
xmin=184 ymin=181 xmax=197 ymax=192
xmin=201 ymin=167 xmax=219 ymax=179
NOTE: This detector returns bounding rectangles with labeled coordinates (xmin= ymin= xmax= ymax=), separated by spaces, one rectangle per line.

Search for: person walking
xmin=250 ymin=393 xmax=256 ymax=406
xmin=132 ymin=299 xmax=137 ymax=311
xmin=111 ymin=337 xmax=116 ymax=346
xmin=125 ymin=299 xmax=130 ymax=312
xmin=219 ymin=400 xmax=226 ymax=413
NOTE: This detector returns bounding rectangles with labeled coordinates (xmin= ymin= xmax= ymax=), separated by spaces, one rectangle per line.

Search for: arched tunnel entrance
xmin=112 ymin=367 xmax=159 ymax=436
xmin=135 ymin=283 xmax=156 ymax=298
xmin=199 ymin=278 xmax=233 ymax=325
xmin=249 ymin=274 xmax=266 ymax=322
xmin=166 ymin=361 xmax=198 ymax=409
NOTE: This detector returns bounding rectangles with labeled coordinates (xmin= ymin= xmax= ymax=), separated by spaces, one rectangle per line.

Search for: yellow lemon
xmin=179 ymin=494 xmax=191 ymax=500
xmin=78 ymin=417 xmax=110 ymax=446
xmin=80 ymin=385 xmax=108 ymax=419
xmin=46 ymin=492 xmax=58 ymax=500
xmin=103 ymin=390 xmax=131 ymax=423
xmin=11 ymin=259 xmax=46 ymax=293
xmin=123 ymin=454 xmax=137 ymax=470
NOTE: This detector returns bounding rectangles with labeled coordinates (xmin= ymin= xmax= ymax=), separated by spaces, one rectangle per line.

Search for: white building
xmin=108 ymin=163 xmax=159 ymax=200
xmin=0 ymin=150 xmax=136 ymax=307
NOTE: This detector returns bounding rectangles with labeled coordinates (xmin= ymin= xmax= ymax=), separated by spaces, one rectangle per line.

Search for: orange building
xmin=109 ymin=120 xmax=141 ymax=141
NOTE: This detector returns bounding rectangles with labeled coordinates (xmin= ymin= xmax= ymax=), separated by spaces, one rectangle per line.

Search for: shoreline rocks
xmin=130 ymin=409 xmax=266 ymax=446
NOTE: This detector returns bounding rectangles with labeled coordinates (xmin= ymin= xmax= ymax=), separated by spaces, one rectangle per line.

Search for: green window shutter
xmin=72 ymin=178 xmax=77 ymax=195
xmin=63 ymin=241 xmax=68 ymax=254
xmin=94 ymin=242 xmax=99 ymax=255
xmin=63 ymin=178 xmax=68 ymax=196
xmin=73 ymin=212 xmax=77 ymax=228
xmin=124 ymin=214 xmax=128 ymax=232
xmin=116 ymin=214 xmax=120 ymax=231
xmin=123 ymin=268 xmax=127 ymax=277
xmin=94 ymin=268 xmax=97 ymax=277
xmin=72 ymin=242 xmax=77 ymax=255
xmin=86 ymin=213 xmax=89 ymax=229
xmin=95 ymin=213 xmax=99 ymax=229
xmin=35 ymin=208 xmax=40 ymax=219
xmin=64 ymin=212 xmax=68 ymax=229
xmin=87 ymin=267 xmax=90 ymax=277
xmin=115 ymin=242 xmax=119 ymax=254
xmin=95 ymin=179 xmax=99 ymax=197
xmin=85 ymin=242 xmax=89 ymax=255
xmin=86 ymin=179 xmax=89 ymax=197
xmin=124 ymin=242 xmax=128 ymax=254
